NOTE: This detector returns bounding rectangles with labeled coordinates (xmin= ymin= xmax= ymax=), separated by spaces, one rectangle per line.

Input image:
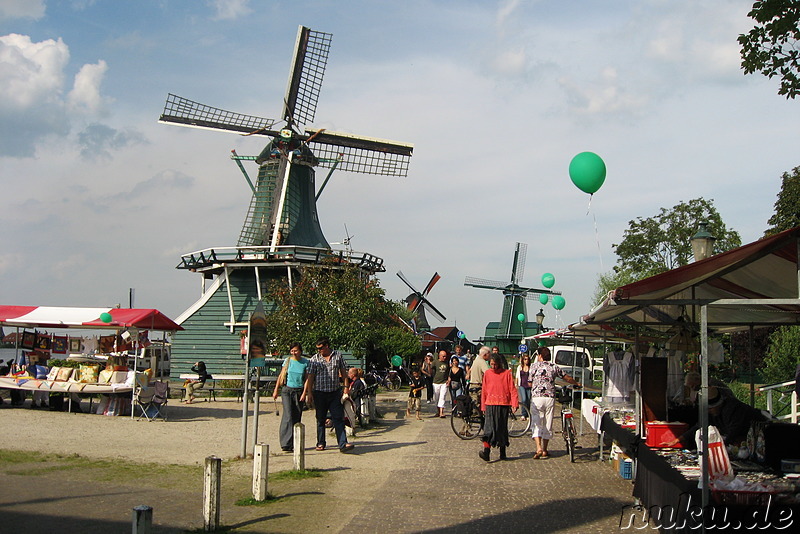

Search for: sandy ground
xmin=0 ymin=389 xmax=636 ymax=533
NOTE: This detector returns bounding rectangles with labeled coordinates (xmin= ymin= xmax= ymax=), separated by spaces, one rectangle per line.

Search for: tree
xmin=764 ymin=165 xmax=800 ymax=236
xmin=763 ymin=325 xmax=800 ymax=383
xmin=738 ymin=0 xmax=800 ymax=99
xmin=591 ymin=270 xmax=638 ymax=308
xmin=263 ymin=262 xmax=420 ymax=365
xmin=611 ymin=198 xmax=741 ymax=279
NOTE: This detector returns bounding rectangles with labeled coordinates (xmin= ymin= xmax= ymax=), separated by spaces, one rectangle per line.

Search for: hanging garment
xmin=605 ymin=351 xmax=634 ymax=401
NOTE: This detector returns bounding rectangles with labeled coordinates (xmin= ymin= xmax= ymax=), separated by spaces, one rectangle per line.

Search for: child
xmin=407 ymin=368 xmax=425 ymax=420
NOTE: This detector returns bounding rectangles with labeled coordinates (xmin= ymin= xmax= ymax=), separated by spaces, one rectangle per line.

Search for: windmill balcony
xmin=177 ymin=245 xmax=384 ymax=274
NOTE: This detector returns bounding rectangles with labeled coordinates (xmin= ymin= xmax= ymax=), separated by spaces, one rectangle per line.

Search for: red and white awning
xmin=0 ymin=306 xmax=182 ymax=330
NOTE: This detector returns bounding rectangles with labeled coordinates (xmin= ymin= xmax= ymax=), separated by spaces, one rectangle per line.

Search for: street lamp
xmin=535 ymin=308 xmax=546 ymax=333
xmin=691 ymin=221 xmax=716 ymax=262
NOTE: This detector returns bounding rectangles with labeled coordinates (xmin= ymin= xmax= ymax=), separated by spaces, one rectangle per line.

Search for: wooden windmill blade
xmin=464 ymin=276 xmax=509 ymax=291
xmin=510 ymin=242 xmax=527 ymax=286
xmin=158 ymin=93 xmax=280 ymax=135
xmin=397 ymin=271 xmax=446 ymax=324
xmin=307 ymin=129 xmax=413 ymax=177
xmin=283 ymin=26 xmax=332 ymax=130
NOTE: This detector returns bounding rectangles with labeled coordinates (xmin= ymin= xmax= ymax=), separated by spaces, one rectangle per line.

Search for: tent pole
xmin=700 ymin=305 xmax=709 ymax=514
xmin=749 ymin=324 xmax=755 ymax=406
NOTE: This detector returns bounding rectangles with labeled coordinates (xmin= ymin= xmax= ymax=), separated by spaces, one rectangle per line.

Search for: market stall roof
xmin=0 ymin=306 xmax=183 ymax=331
xmin=580 ymin=226 xmax=800 ymax=334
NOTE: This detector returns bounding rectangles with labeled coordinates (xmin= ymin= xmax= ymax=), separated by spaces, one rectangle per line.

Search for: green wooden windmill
xmin=464 ymin=242 xmax=560 ymax=354
xmin=159 ymin=26 xmax=413 ymax=374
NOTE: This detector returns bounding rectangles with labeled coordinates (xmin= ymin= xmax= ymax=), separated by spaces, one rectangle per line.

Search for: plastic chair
xmin=135 ymin=381 xmax=169 ymax=421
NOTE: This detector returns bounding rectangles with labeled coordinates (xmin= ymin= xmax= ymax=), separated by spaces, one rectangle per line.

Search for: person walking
xmin=307 ymin=337 xmax=354 ymax=453
xmin=446 ymin=355 xmax=466 ymax=405
xmin=421 ymin=353 xmax=434 ymax=402
xmin=432 ymin=350 xmax=450 ymax=417
xmin=528 ymin=347 xmax=580 ymax=459
xmin=515 ymin=353 xmax=532 ymax=420
xmin=272 ymin=342 xmax=311 ymax=452
xmin=479 ymin=353 xmax=519 ymax=461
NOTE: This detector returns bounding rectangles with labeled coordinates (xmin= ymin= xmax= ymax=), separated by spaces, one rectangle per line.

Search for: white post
xmin=251 ymin=368 xmax=261 ymax=451
xmin=203 ymin=456 xmax=221 ymax=531
xmin=131 ymin=505 xmax=152 ymax=534
xmin=792 ymin=391 xmax=798 ymax=424
xmin=293 ymin=422 xmax=305 ymax=471
xmin=252 ymin=443 xmax=269 ymax=501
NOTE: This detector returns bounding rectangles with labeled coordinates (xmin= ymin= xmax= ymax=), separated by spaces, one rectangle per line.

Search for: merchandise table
xmin=0 ymin=376 xmax=132 ymax=394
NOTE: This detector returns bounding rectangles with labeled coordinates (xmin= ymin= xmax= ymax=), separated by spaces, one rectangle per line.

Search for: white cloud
xmin=0 ymin=33 xmax=69 ymax=109
xmin=68 ymin=59 xmax=109 ymax=114
xmin=0 ymin=0 xmax=45 ymax=21
xmin=209 ymin=0 xmax=251 ymax=20
xmin=0 ymin=33 xmax=112 ymax=157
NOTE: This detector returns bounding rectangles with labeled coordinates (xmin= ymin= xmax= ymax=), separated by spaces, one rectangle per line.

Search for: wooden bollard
xmin=132 ymin=505 xmax=152 ymax=534
xmin=203 ymin=456 xmax=221 ymax=531
xmin=252 ymin=443 xmax=269 ymax=501
xmin=293 ymin=422 xmax=305 ymax=471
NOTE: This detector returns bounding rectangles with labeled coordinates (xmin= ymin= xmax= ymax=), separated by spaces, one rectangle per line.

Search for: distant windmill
xmin=159 ymin=26 xmax=413 ymax=375
xmin=397 ymin=271 xmax=446 ymax=333
xmin=464 ymin=243 xmax=560 ymax=351
xmin=330 ymin=224 xmax=354 ymax=256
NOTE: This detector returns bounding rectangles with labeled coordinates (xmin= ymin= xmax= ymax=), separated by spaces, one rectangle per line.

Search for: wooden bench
xmin=178 ymin=374 xmax=277 ymax=402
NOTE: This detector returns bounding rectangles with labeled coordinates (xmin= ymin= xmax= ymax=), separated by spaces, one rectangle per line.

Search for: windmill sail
xmin=283 ymin=27 xmax=332 ymax=130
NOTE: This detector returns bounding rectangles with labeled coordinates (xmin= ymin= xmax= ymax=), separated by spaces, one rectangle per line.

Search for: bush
xmin=763 ymin=326 xmax=800 ymax=384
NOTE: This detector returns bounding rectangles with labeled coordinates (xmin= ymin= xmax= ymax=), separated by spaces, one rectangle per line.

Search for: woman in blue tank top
xmin=272 ymin=342 xmax=310 ymax=452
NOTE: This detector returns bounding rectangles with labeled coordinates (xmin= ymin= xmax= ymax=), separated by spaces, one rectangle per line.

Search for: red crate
xmin=645 ymin=422 xmax=689 ymax=448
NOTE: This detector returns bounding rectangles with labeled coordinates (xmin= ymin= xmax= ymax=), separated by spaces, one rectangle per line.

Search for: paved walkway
xmin=0 ymin=391 xmax=636 ymax=533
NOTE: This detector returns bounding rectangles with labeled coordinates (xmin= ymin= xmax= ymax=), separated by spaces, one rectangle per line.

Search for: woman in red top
xmin=479 ymin=353 xmax=519 ymax=461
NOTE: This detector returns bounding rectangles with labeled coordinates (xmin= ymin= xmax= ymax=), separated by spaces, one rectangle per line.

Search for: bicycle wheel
xmin=564 ymin=417 xmax=576 ymax=462
xmin=508 ymin=410 xmax=530 ymax=438
xmin=451 ymin=405 xmax=483 ymax=440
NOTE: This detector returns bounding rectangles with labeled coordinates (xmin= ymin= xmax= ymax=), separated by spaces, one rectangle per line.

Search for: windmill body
xmin=160 ymin=26 xmax=413 ymax=375
xmin=465 ymin=243 xmax=560 ymax=354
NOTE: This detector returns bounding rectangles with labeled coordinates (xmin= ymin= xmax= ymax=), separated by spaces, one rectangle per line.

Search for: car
xmin=550 ymin=345 xmax=594 ymax=386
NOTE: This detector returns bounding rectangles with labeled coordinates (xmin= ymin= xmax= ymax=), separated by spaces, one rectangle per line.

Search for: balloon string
xmin=591 ymin=201 xmax=604 ymax=272
xmin=586 ymin=194 xmax=592 ymax=216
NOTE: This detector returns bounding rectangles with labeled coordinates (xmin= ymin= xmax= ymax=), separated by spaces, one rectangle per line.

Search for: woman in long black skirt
xmin=479 ymin=353 xmax=519 ymax=461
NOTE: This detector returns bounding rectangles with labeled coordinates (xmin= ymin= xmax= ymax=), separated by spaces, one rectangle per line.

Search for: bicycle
xmin=451 ymin=387 xmax=530 ymax=440
xmin=451 ymin=388 xmax=483 ymax=440
xmin=557 ymin=385 xmax=578 ymax=462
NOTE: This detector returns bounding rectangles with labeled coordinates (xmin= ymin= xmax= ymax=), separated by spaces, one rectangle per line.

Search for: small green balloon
xmin=391 ymin=355 xmax=403 ymax=367
xmin=552 ymin=295 xmax=566 ymax=310
xmin=537 ymin=340 xmax=547 ymax=347
xmin=100 ymin=312 xmax=113 ymax=323
xmin=539 ymin=293 xmax=549 ymax=305
xmin=517 ymin=313 xmax=525 ymax=322
xmin=541 ymin=273 xmax=555 ymax=289
xmin=569 ymin=152 xmax=606 ymax=194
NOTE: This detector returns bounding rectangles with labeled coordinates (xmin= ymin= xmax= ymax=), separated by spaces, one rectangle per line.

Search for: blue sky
xmin=1 ymin=0 xmax=798 ymax=343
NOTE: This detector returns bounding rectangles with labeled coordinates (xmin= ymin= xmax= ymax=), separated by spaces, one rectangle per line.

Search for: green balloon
xmin=569 ymin=152 xmax=606 ymax=194
xmin=539 ymin=293 xmax=549 ymax=305
xmin=552 ymin=295 xmax=566 ymax=310
xmin=100 ymin=312 xmax=113 ymax=323
xmin=541 ymin=273 xmax=555 ymax=288
xmin=537 ymin=340 xmax=547 ymax=347
xmin=517 ymin=313 xmax=525 ymax=322
xmin=391 ymin=355 xmax=403 ymax=367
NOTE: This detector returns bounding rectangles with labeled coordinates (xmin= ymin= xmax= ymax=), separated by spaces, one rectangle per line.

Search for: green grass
xmin=0 ymin=448 xmax=244 ymax=490
xmin=269 ymin=468 xmax=322 ymax=481
xmin=235 ymin=494 xmax=281 ymax=506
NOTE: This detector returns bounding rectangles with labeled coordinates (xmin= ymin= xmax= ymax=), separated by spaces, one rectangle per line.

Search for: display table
xmin=0 ymin=376 xmax=132 ymax=394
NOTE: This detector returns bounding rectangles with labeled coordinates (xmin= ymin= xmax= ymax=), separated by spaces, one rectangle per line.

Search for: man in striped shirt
xmin=307 ymin=337 xmax=354 ymax=453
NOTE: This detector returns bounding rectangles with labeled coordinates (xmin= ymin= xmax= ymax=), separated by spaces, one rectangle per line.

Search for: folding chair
xmin=135 ymin=381 xmax=169 ymax=421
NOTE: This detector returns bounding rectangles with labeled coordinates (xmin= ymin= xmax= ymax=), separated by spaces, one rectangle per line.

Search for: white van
xmin=129 ymin=342 xmax=171 ymax=377
xmin=549 ymin=345 xmax=594 ymax=385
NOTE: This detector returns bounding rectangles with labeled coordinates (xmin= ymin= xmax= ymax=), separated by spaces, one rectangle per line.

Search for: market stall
xmin=575 ymin=227 xmax=800 ymax=529
xmin=0 ymin=306 xmax=182 ymax=416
